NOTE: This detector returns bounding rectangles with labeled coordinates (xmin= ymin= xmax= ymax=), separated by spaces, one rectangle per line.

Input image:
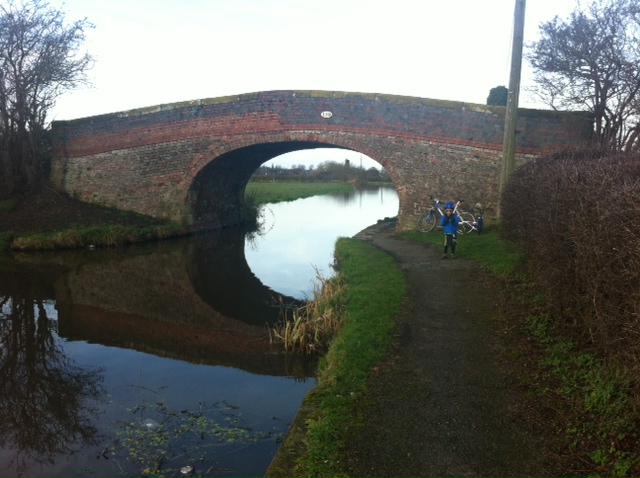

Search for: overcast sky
xmin=46 ymin=0 xmax=579 ymax=168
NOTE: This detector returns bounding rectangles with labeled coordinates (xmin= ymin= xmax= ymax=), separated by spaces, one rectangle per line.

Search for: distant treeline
xmin=251 ymin=160 xmax=391 ymax=183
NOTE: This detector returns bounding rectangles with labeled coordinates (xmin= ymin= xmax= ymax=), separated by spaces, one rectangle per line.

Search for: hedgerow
xmin=501 ymin=146 xmax=640 ymax=362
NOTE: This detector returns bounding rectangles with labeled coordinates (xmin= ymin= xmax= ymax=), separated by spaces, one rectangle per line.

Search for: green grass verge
xmin=294 ymin=225 xmax=639 ymax=476
xmin=401 ymin=225 xmax=523 ymax=276
xmin=245 ymin=182 xmax=354 ymax=205
xmin=294 ymin=237 xmax=405 ymax=477
xmin=9 ymin=223 xmax=186 ymax=251
xmin=526 ymin=313 xmax=638 ymax=477
xmin=2 ymin=182 xmax=352 ymax=251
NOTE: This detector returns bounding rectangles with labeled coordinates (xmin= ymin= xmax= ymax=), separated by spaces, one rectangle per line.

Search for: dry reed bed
xmin=270 ymin=269 xmax=348 ymax=355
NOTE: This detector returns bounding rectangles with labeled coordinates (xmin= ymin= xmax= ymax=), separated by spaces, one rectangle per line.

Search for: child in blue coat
xmin=441 ymin=202 xmax=459 ymax=259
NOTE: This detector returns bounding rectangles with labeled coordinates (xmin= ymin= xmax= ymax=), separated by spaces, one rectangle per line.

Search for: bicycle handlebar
xmin=429 ymin=196 xmax=467 ymax=206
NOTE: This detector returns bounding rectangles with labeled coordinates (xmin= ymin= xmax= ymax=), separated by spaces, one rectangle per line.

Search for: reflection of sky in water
xmin=0 ymin=187 xmax=397 ymax=476
xmin=245 ymin=187 xmax=399 ymax=298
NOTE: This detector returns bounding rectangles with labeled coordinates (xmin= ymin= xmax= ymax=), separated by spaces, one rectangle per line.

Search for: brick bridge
xmin=50 ymin=90 xmax=592 ymax=231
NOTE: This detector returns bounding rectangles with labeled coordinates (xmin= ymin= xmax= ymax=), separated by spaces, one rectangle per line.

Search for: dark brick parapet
xmin=50 ymin=90 xmax=593 ymax=230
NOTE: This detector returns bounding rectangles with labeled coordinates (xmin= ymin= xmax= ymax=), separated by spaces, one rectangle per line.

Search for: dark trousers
xmin=443 ymin=233 xmax=457 ymax=255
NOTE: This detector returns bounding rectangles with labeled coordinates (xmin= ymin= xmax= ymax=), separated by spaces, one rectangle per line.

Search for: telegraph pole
xmin=499 ymin=0 xmax=526 ymax=194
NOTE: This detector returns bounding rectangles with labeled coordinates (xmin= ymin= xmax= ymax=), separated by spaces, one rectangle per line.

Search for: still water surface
xmin=247 ymin=186 xmax=398 ymax=298
xmin=0 ymin=185 xmax=398 ymax=477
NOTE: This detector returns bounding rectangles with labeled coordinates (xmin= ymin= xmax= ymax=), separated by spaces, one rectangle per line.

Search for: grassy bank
xmin=245 ymin=181 xmax=354 ymax=205
xmin=8 ymin=223 xmax=186 ymax=251
xmin=282 ymin=237 xmax=405 ymax=477
xmin=2 ymin=181 xmax=355 ymax=252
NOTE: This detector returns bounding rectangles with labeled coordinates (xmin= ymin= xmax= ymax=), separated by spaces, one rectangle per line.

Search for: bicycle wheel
xmin=416 ymin=211 xmax=437 ymax=232
xmin=457 ymin=211 xmax=476 ymax=234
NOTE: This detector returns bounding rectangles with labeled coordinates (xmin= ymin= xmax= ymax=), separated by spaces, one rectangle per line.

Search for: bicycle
xmin=416 ymin=196 xmax=476 ymax=234
xmin=455 ymin=202 xmax=487 ymax=234
xmin=415 ymin=195 xmax=445 ymax=232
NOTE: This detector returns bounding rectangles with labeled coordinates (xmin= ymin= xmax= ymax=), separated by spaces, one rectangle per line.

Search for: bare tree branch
xmin=527 ymin=0 xmax=640 ymax=151
xmin=0 ymin=0 xmax=93 ymax=196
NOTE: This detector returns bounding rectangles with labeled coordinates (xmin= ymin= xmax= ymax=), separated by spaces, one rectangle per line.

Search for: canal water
xmin=0 ymin=185 xmax=398 ymax=477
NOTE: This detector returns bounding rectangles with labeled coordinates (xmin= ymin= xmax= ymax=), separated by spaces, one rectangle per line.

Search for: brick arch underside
xmin=185 ymin=137 xmax=391 ymax=231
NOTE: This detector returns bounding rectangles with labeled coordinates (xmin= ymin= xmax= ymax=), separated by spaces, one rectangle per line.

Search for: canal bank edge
xmin=264 ymin=395 xmax=316 ymax=476
xmin=264 ymin=220 xmax=395 ymax=477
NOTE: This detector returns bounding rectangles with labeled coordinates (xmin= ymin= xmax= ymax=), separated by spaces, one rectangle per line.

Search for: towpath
xmin=342 ymin=221 xmax=556 ymax=477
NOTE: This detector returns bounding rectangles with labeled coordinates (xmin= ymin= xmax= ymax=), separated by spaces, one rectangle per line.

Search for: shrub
xmin=501 ymin=147 xmax=640 ymax=358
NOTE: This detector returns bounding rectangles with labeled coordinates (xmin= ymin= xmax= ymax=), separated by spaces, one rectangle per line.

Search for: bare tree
xmin=527 ymin=0 xmax=640 ymax=150
xmin=0 ymin=0 xmax=93 ymax=197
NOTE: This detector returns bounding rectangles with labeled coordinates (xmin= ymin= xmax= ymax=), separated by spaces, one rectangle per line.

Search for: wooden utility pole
xmin=499 ymin=0 xmax=526 ymax=194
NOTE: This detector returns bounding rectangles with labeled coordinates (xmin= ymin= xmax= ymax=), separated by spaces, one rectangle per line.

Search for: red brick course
xmin=50 ymin=90 xmax=592 ymax=231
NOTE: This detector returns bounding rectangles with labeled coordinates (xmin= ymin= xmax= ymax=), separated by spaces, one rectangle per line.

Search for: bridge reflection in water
xmin=0 ymin=227 xmax=316 ymax=477
xmin=11 ymin=227 xmax=313 ymax=376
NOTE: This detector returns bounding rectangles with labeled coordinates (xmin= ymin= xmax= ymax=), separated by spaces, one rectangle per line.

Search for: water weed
xmin=111 ymin=387 xmax=275 ymax=477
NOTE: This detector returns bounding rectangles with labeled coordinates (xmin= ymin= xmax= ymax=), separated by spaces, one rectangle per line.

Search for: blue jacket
xmin=441 ymin=213 xmax=459 ymax=234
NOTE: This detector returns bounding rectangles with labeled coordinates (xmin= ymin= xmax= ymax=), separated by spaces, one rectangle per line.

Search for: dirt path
xmin=341 ymin=222 xmax=553 ymax=477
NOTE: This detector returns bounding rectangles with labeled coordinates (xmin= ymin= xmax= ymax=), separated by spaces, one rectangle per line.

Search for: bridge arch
xmin=182 ymin=134 xmax=394 ymax=230
xmin=50 ymin=90 xmax=592 ymax=231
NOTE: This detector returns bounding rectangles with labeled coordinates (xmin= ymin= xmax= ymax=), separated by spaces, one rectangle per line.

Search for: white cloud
xmin=48 ymin=0 xmax=578 ymax=121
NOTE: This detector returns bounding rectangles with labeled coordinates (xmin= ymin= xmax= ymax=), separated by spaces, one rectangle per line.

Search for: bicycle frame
xmin=416 ymin=196 xmax=478 ymax=234
xmin=453 ymin=199 xmax=477 ymax=233
xmin=431 ymin=196 xmax=445 ymax=218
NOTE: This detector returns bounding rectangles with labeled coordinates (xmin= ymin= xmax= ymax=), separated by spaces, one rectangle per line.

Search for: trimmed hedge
xmin=501 ymin=147 xmax=640 ymax=357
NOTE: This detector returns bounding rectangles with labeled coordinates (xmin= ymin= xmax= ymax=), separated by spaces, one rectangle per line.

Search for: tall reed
xmin=270 ymin=269 xmax=347 ymax=354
